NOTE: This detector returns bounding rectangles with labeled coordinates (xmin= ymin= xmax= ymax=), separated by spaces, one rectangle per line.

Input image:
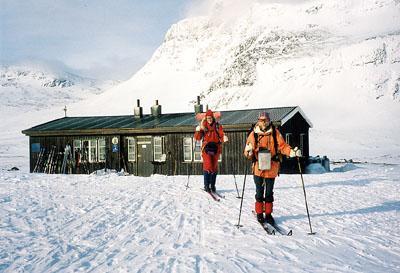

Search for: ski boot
xmin=257 ymin=213 xmax=265 ymax=223
xmin=265 ymin=214 xmax=275 ymax=226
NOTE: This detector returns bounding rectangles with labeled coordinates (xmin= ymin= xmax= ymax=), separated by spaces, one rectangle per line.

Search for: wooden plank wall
xmin=28 ymin=118 xmax=309 ymax=176
xmin=29 ymin=135 xmax=120 ymax=174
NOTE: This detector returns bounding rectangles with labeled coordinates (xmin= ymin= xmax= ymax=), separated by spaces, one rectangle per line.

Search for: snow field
xmin=0 ymin=163 xmax=399 ymax=272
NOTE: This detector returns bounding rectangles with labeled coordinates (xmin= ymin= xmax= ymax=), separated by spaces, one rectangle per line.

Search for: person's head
xmin=257 ymin=111 xmax=270 ymax=129
xmin=205 ymin=109 xmax=214 ymax=124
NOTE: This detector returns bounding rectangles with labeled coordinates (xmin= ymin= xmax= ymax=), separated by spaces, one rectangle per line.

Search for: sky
xmin=0 ymin=0 xmax=195 ymax=81
xmin=0 ymin=0 xmax=304 ymax=81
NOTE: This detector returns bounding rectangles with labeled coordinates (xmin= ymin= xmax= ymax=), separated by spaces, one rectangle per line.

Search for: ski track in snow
xmin=0 ymin=164 xmax=399 ymax=272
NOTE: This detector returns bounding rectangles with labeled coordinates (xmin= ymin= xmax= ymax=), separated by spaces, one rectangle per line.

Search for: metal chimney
xmin=194 ymin=96 xmax=203 ymax=114
xmin=134 ymin=99 xmax=143 ymax=118
xmin=151 ymin=100 xmax=162 ymax=117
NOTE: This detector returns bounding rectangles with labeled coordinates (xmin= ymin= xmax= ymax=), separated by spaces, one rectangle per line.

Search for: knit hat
xmin=258 ymin=111 xmax=270 ymax=122
xmin=205 ymin=109 xmax=214 ymax=117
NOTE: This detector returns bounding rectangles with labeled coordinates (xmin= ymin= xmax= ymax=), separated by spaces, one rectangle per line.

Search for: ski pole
xmin=297 ymin=156 xmax=316 ymax=235
xmin=185 ymin=161 xmax=192 ymax=190
xmin=231 ymin=160 xmax=242 ymax=199
xmin=235 ymin=162 xmax=248 ymax=228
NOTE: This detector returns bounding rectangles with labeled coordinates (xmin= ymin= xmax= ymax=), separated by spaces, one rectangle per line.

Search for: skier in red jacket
xmin=194 ymin=109 xmax=227 ymax=192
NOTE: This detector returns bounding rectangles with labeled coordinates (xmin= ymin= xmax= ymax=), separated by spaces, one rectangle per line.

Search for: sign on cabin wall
xmin=31 ymin=143 xmax=40 ymax=153
xmin=112 ymin=144 xmax=119 ymax=152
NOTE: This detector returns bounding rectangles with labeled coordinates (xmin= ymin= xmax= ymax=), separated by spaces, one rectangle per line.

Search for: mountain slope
xmin=0 ymin=64 xmax=114 ymax=170
xmin=0 ymin=64 xmax=113 ymax=113
xmin=68 ymin=0 xmax=400 ymax=162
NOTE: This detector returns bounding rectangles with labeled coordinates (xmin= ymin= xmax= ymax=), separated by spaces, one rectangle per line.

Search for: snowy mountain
xmin=72 ymin=0 xmax=400 ymax=113
xmin=0 ymin=64 xmax=114 ymax=113
xmin=68 ymin=0 xmax=400 ymax=163
xmin=0 ymin=63 xmax=115 ymax=170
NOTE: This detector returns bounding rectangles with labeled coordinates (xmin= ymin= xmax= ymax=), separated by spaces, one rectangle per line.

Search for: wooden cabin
xmin=22 ymin=100 xmax=312 ymax=176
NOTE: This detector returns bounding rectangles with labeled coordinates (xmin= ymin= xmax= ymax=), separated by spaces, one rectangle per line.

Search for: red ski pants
xmin=202 ymin=152 xmax=219 ymax=173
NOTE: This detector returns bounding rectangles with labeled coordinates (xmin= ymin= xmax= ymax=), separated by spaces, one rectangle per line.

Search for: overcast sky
xmin=0 ymin=0 xmax=283 ymax=81
xmin=0 ymin=0 xmax=196 ymax=80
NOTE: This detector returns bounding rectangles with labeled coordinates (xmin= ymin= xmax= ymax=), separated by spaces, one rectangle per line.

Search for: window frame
xmin=73 ymin=138 xmax=105 ymax=163
xmin=193 ymin=139 xmax=202 ymax=162
xmin=98 ymin=138 xmax=106 ymax=162
xmin=127 ymin=137 xmax=136 ymax=162
xmin=285 ymin=133 xmax=292 ymax=145
xmin=89 ymin=139 xmax=97 ymax=163
xmin=153 ymin=136 xmax=165 ymax=162
xmin=300 ymin=133 xmax=305 ymax=154
xmin=183 ymin=137 xmax=193 ymax=162
xmin=73 ymin=139 xmax=82 ymax=160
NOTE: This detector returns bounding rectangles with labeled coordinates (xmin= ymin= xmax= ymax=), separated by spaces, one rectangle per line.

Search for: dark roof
xmin=23 ymin=106 xmax=312 ymax=135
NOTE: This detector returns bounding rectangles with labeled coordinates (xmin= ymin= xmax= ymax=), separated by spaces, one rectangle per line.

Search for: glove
xmin=244 ymin=143 xmax=253 ymax=156
xmin=290 ymin=147 xmax=302 ymax=157
xmin=195 ymin=125 xmax=201 ymax=132
xmin=223 ymin=135 xmax=229 ymax=143
xmin=199 ymin=120 xmax=206 ymax=130
xmin=244 ymin=143 xmax=253 ymax=152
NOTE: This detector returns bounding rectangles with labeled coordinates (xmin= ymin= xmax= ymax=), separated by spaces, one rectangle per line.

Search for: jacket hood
xmin=254 ymin=125 xmax=272 ymax=135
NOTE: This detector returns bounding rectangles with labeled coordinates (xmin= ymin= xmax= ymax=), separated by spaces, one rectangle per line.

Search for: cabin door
xmin=137 ymin=136 xmax=153 ymax=176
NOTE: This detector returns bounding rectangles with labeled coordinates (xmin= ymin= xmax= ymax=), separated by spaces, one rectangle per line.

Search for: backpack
xmin=247 ymin=124 xmax=282 ymax=163
xmin=202 ymin=121 xmax=222 ymax=155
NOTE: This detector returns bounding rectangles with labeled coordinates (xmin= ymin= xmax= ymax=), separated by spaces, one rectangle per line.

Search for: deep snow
xmin=0 ymin=163 xmax=399 ymax=272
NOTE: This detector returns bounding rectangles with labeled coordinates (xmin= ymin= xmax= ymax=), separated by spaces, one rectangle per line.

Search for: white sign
xmin=112 ymin=137 xmax=119 ymax=144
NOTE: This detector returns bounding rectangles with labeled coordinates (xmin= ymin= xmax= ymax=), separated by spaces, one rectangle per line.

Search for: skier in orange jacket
xmin=194 ymin=109 xmax=227 ymax=193
xmin=244 ymin=111 xmax=301 ymax=224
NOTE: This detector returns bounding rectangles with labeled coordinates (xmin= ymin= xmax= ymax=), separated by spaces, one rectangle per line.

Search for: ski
xmin=252 ymin=211 xmax=292 ymax=236
xmin=260 ymin=222 xmax=276 ymax=235
xmin=212 ymin=191 xmax=225 ymax=199
xmin=208 ymin=191 xmax=220 ymax=202
xmin=271 ymin=223 xmax=293 ymax=236
xmin=202 ymin=189 xmax=220 ymax=201
xmin=252 ymin=211 xmax=275 ymax=235
xmin=33 ymin=148 xmax=45 ymax=173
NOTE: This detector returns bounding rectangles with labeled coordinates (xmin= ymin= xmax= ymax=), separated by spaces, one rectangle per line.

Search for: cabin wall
xmin=280 ymin=112 xmax=310 ymax=173
xmin=29 ymin=135 xmax=121 ymax=174
xmin=28 ymin=115 xmax=310 ymax=176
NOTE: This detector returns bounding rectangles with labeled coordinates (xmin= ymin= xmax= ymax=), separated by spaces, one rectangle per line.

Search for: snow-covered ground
xmin=1 ymin=163 xmax=399 ymax=272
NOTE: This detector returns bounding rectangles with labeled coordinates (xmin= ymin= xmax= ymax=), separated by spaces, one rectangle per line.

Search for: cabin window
xmin=193 ymin=139 xmax=202 ymax=162
xmin=73 ymin=138 xmax=104 ymax=163
xmin=185 ymin=138 xmax=221 ymax=162
xmin=127 ymin=137 xmax=136 ymax=162
xmin=98 ymin=138 xmax=106 ymax=162
xmin=183 ymin=137 xmax=193 ymax=162
xmin=285 ymin=133 xmax=292 ymax=145
xmin=300 ymin=134 xmax=305 ymax=154
xmin=89 ymin=139 xmax=97 ymax=162
xmin=73 ymin=140 xmax=82 ymax=159
xmin=153 ymin=136 xmax=166 ymax=162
